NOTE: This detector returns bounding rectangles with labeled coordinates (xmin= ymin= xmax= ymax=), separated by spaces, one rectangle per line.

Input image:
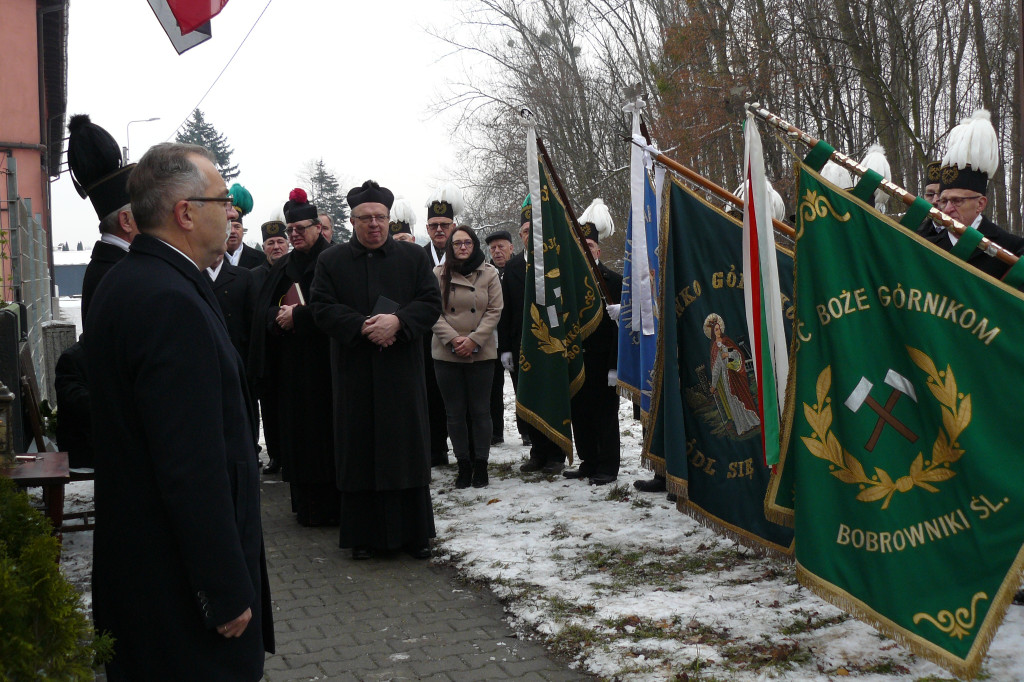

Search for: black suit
xmin=918 ymin=216 xmax=1024 ymax=280
xmin=209 ymin=263 xmax=255 ymax=360
xmin=54 ymin=341 xmax=92 ymax=469
xmin=498 ymin=251 xmax=560 ymax=461
xmin=81 ymin=240 xmax=128 ymax=321
xmin=230 ymin=243 xmax=265 ymax=270
xmin=422 ymin=243 xmax=449 ymax=462
xmin=87 ymin=234 xmax=272 ymax=681
xmin=571 ymin=262 xmax=623 ymax=477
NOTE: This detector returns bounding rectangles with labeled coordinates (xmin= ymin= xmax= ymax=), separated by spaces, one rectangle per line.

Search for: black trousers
xmin=489 ymin=360 xmax=505 ymax=440
xmin=570 ymin=353 xmax=621 ymax=477
xmin=434 ymin=360 xmax=494 ymax=463
xmin=423 ymin=343 xmax=449 ymax=462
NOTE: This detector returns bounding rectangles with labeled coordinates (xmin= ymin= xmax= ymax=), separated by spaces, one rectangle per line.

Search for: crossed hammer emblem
xmin=844 ymin=370 xmax=919 ymax=452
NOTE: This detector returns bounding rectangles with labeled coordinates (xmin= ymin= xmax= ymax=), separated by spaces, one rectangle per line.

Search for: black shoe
xmin=1014 ymin=590 xmax=1024 ymax=605
xmin=491 ymin=436 xmax=504 ymax=446
xmin=633 ymin=477 xmax=666 ymax=493
xmin=520 ymin=459 xmax=545 ymax=473
xmin=521 ymin=434 xmax=532 ymax=446
xmin=352 ymin=547 xmax=372 ymax=560
xmin=262 ymin=459 xmax=280 ymax=475
xmin=542 ymin=461 xmax=565 ymax=475
xmin=406 ymin=545 xmax=431 ymax=560
xmin=667 ymin=492 xmax=678 ymax=502
xmin=589 ymin=474 xmax=617 ymax=486
xmin=472 ymin=460 xmax=489 ymax=487
xmin=431 ymin=453 xmax=450 ymax=467
xmin=455 ymin=460 xmax=472 ymax=489
xmin=562 ymin=468 xmax=593 ymax=479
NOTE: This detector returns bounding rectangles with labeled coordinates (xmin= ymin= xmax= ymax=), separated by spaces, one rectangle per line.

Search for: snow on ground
xmin=51 ymin=374 xmax=1024 ymax=681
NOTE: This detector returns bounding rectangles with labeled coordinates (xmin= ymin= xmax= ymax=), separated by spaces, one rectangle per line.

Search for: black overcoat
xmin=248 ymin=236 xmax=334 ymax=484
xmin=918 ymin=215 xmax=1024 ymax=279
xmin=497 ymin=250 xmax=526 ymax=354
xmin=86 ymin=234 xmax=272 ymax=681
xmin=235 ymin=243 xmax=265 ymax=269
xmin=81 ymin=239 xmax=127 ymax=321
xmin=311 ymin=235 xmax=442 ymax=491
xmin=209 ymin=262 xmax=255 ymax=360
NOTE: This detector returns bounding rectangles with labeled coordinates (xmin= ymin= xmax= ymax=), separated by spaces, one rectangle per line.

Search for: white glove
xmin=501 ymin=352 xmax=514 ymax=371
xmin=607 ymin=369 xmax=617 ymax=387
xmin=606 ymin=304 xmax=621 ymax=324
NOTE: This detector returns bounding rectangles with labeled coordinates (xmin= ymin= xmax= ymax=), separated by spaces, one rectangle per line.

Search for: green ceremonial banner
xmin=515 ymin=158 xmax=603 ymax=455
xmin=766 ymin=163 xmax=1024 ymax=678
xmin=645 ymin=176 xmax=794 ymax=556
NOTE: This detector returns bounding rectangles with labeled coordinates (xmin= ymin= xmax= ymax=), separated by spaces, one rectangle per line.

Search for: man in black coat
xmin=564 ymin=225 xmax=623 ymax=485
xmin=498 ymin=207 xmax=565 ymax=472
xmin=918 ymin=110 xmax=1024 ymax=280
xmin=249 ymin=189 xmax=337 ymax=526
xmin=207 ymin=255 xmax=255 ymax=360
xmin=226 ymin=183 xmax=265 ymax=269
xmin=86 ymin=143 xmax=272 ymax=681
xmin=249 ymin=220 xmax=290 ymax=475
xmin=485 ymin=229 xmax=515 ymax=445
xmin=311 ymin=180 xmax=443 ymax=560
xmin=422 ymin=192 xmax=458 ymax=465
xmin=65 ymin=114 xmax=139 ymax=320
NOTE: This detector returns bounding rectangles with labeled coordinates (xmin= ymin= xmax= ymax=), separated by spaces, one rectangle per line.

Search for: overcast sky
xmin=52 ymin=0 xmax=474 ymax=249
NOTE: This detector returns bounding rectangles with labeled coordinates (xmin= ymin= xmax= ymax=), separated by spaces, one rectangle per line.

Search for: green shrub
xmin=0 ymin=477 xmax=112 ymax=680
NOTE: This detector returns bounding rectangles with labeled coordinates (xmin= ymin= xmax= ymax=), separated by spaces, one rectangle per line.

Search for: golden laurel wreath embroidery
xmin=799 ymin=189 xmax=851 ymax=225
xmin=801 ymin=346 xmax=970 ymax=509
xmin=529 ymin=304 xmax=567 ymax=356
xmin=913 ymin=592 xmax=987 ymax=640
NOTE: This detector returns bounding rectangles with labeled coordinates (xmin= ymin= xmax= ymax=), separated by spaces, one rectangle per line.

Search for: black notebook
xmin=371 ymin=295 xmax=400 ymax=315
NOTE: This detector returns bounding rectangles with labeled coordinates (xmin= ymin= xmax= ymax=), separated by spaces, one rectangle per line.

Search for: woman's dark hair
xmin=440 ymin=226 xmax=483 ymax=309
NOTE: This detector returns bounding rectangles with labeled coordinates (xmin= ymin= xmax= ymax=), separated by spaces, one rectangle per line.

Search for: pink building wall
xmin=0 ymin=0 xmax=51 ymax=302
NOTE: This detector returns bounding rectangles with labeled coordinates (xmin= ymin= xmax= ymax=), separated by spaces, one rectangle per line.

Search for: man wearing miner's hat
xmin=918 ymin=110 xmax=1024 ymax=279
xmin=225 ymin=183 xmax=265 ymax=269
xmin=67 ymin=114 xmax=139 ymax=321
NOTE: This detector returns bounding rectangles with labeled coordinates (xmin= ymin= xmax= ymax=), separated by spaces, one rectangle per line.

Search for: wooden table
xmin=2 ymin=451 xmax=70 ymax=532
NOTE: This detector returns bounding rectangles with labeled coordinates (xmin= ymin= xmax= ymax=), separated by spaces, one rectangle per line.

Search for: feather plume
xmin=578 ymin=198 xmax=615 ymax=239
xmin=425 ymin=184 xmax=466 ymax=217
xmin=731 ymin=183 xmax=786 ymax=222
xmin=390 ymin=196 xmax=417 ymax=227
xmin=820 ymin=161 xmax=853 ymax=190
xmin=860 ymin=143 xmax=892 ymax=213
xmin=942 ymin=109 xmax=999 ymax=175
xmin=289 ymin=188 xmax=308 ymax=204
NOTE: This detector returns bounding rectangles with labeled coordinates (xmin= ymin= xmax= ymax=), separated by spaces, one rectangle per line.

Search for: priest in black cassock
xmin=311 ymin=180 xmax=443 ymax=560
xmin=249 ymin=188 xmax=337 ymax=526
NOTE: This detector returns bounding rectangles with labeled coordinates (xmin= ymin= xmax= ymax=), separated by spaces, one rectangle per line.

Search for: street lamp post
xmin=123 ymin=117 xmax=161 ymax=164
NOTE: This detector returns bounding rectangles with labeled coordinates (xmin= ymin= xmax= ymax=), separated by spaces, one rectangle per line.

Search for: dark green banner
xmin=516 ymin=158 xmax=602 ymax=454
xmin=646 ymin=176 xmax=794 ymax=555
xmin=767 ymin=164 xmax=1024 ymax=678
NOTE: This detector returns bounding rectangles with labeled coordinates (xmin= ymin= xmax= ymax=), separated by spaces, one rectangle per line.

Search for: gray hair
xmin=127 ymin=143 xmax=216 ymax=231
xmin=98 ymin=203 xmax=131 ymax=235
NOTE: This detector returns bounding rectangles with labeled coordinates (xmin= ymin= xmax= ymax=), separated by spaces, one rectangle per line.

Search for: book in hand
xmin=371 ymin=295 xmax=400 ymax=315
xmin=279 ymin=282 xmax=306 ymax=306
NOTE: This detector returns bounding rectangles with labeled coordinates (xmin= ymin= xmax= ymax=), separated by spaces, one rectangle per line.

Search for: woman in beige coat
xmin=432 ymin=226 xmax=504 ymax=488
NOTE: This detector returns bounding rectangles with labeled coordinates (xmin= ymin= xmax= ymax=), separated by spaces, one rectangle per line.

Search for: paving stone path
xmin=260 ymin=477 xmax=589 ymax=681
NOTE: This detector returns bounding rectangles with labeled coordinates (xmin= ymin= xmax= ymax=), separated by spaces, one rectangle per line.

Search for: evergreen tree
xmin=299 ymin=159 xmax=350 ymax=241
xmin=175 ymin=109 xmax=240 ymax=181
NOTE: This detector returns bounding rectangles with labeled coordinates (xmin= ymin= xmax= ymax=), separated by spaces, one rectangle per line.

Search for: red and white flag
xmin=741 ymin=112 xmax=789 ymax=465
xmin=168 ymin=0 xmax=229 ymax=35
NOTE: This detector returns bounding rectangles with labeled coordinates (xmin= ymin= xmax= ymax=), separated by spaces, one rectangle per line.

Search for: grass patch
xmin=605 ymin=483 xmax=633 ymax=501
xmin=631 ymin=497 xmax=653 ymax=509
xmin=491 ymin=459 xmax=517 ymax=479
xmin=548 ymin=623 xmax=603 ymax=658
xmin=545 ymin=595 xmax=596 ymax=619
xmin=579 ymin=543 xmax=749 ymax=592
xmin=549 ymin=522 xmax=571 ymax=540
xmin=720 ymin=635 xmax=811 ymax=673
xmin=779 ymin=608 xmax=849 ymax=635
xmin=603 ymin=614 xmax=676 ymax=640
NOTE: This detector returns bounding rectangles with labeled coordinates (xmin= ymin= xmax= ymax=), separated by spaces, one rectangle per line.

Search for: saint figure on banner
xmin=704 ymin=313 xmax=760 ymax=435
